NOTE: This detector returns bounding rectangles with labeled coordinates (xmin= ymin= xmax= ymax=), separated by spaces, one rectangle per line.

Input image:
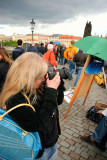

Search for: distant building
xmin=25 ymin=34 xmax=49 ymax=44
xmin=12 ymin=34 xmax=26 ymax=42
xmin=49 ymin=34 xmax=62 ymax=42
xmin=0 ymin=34 xmax=11 ymax=42
xmin=0 ymin=33 xmax=82 ymax=48
xmin=50 ymin=34 xmax=62 ymax=37
xmin=59 ymin=35 xmax=82 ymax=47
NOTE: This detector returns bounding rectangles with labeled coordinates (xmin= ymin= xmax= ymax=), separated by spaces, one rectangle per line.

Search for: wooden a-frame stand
xmin=64 ymin=55 xmax=95 ymax=118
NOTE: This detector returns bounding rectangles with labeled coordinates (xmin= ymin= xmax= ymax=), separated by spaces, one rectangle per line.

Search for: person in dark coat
xmin=0 ymin=52 xmax=64 ymax=160
xmin=73 ymin=49 xmax=87 ymax=86
xmin=38 ymin=43 xmax=45 ymax=55
xmin=59 ymin=44 xmax=63 ymax=63
xmin=60 ymin=45 xmax=66 ymax=65
xmin=0 ymin=47 xmax=12 ymax=92
xmin=12 ymin=39 xmax=25 ymax=60
xmin=27 ymin=41 xmax=38 ymax=53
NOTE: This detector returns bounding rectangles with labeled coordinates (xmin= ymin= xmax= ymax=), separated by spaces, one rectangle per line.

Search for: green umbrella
xmin=73 ymin=36 xmax=107 ymax=61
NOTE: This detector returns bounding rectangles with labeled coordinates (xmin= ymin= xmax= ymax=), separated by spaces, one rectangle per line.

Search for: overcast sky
xmin=0 ymin=0 xmax=107 ymax=37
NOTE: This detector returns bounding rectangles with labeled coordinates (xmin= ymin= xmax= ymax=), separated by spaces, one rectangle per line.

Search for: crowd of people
xmin=23 ymin=39 xmax=88 ymax=87
xmin=0 ymin=39 xmax=107 ymax=159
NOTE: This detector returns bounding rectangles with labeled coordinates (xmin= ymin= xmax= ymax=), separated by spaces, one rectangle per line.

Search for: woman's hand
xmin=46 ymin=72 xmax=61 ymax=89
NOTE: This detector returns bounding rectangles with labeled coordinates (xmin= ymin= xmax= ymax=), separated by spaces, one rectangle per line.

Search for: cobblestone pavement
xmin=57 ymin=64 xmax=107 ymax=160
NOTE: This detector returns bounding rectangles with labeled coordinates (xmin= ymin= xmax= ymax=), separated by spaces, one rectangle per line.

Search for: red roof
xmin=59 ymin=35 xmax=82 ymax=40
xmin=59 ymin=35 xmax=71 ymax=39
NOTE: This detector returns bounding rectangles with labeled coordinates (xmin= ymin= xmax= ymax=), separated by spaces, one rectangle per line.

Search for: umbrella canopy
xmin=53 ymin=41 xmax=62 ymax=45
xmin=73 ymin=36 xmax=107 ymax=61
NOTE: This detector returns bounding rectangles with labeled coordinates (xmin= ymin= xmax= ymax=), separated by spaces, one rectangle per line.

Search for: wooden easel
xmin=64 ymin=55 xmax=95 ymax=118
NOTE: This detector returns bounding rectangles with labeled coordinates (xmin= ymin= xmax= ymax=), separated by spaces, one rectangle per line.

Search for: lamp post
xmin=30 ymin=19 xmax=35 ymax=41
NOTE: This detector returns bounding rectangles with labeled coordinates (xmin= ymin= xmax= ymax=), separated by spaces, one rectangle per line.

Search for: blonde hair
xmin=0 ymin=52 xmax=48 ymax=108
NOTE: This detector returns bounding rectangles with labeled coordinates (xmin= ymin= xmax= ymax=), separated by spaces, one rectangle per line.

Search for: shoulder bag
xmin=0 ymin=93 xmax=42 ymax=160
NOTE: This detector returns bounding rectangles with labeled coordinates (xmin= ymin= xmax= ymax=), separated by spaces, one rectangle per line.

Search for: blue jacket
xmin=27 ymin=46 xmax=38 ymax=53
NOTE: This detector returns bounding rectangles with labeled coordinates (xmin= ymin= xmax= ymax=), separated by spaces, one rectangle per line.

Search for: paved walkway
xmin=57 ymin=64 xmax=107 ymax=160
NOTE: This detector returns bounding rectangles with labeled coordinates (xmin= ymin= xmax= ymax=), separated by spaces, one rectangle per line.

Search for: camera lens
xmin=48 ymin=67 xmax=69 ymax=80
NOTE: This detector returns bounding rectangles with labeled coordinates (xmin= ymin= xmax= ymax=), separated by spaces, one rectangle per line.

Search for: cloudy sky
xmin=0 ymin=0 xmax=107 ymax=37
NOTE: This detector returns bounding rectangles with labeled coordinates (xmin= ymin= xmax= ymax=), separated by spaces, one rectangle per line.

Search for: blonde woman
xmin=0 ymin=52 xmax=61 ymax=160
xmin=0 ymin=47 xmax=12 ymax=92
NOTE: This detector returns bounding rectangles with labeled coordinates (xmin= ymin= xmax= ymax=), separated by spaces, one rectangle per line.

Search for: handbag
xmin=0 ymin=94 xmax=42 ymax=160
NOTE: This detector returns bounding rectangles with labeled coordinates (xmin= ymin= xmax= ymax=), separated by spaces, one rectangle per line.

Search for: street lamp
xmin=30 ymin=19 xmax=35 ymax=41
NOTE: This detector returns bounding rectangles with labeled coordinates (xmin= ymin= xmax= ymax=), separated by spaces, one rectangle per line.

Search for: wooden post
xmin=64 ymin=73 xmax=87 ymax=118
xmin=83 ymin=75 xmax=95 ymax=105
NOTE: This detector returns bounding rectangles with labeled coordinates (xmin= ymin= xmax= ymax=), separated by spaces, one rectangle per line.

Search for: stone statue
xmin=83 ymin=21 xmax=92 ymax=37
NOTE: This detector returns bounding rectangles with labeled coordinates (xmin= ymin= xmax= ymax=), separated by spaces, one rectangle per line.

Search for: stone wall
xmin=3 ymin=46 xmax=15 ymax=56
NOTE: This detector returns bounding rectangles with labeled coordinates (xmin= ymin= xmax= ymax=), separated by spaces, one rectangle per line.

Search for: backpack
xmin=94 ymin=73 xmax=105 ymax=85
xmin=86 ymin=106 xmax=105 ymax=123
xmin=42 ymin=52 xmax=52 ymax=65
xmin=67 ymin=49 xmax=74 ymax=60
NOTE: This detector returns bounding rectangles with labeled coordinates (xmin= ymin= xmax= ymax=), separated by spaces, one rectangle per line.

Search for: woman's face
xmin=33 ymin=77 xmax=45 ymax=89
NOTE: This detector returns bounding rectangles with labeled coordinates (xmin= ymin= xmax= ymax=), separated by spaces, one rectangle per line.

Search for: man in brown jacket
xmin=73 ymin=49 xmax=87 ymax=86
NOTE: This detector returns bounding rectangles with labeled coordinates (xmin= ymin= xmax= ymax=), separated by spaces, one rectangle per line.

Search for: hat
xmin=47 ymin=44 xmax=53 ymax=50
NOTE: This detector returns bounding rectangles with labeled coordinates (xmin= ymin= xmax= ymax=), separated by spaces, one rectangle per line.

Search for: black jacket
xmin=0 ymin=60 xmax=10 ymax=92
xmin=6 ymin=81 xmax=65 ymax=158
xmin=36 ymin=80 xmax=65 ymax=148
xmin=60 ymin=47 xmax=66 ymax=58
xmin=6 ymin=88 xmax=57 ymax=132
xmin=12 ymin=47 xmax=25 ymax=60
